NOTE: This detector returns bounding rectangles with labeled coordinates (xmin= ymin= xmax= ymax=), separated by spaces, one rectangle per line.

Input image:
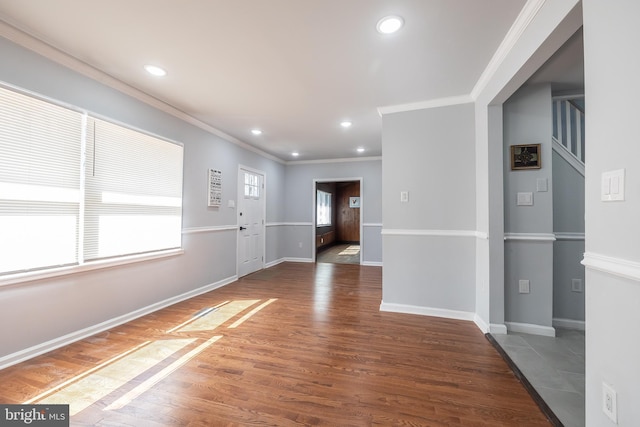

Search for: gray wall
xmin=583 ymin=1 xmax=640 ymax=424
xmin=552 ymin=150 xmax=585 ymax=322
xmin=381 ymin=104 xmax=476 ymax=313
xmin=503 ymin=84 xmax=554 ymax=328
xmin=0 ymin=36 xmax=286 ymax=363
xmin=473 ymin=0 xmax=582 ymax=334
xmin=283 ymin=160 xmax=382 ymax=265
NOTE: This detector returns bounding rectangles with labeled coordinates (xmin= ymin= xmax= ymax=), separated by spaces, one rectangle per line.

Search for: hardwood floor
xmin=0 ymin=263 xmax=550 ymax=426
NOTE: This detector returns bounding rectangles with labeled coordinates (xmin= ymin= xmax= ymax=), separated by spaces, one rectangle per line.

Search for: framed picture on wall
xmin=349 ymin=197 xmax=360 ymax=208
xmin=511 ymin=144 xmax=541 ymax=170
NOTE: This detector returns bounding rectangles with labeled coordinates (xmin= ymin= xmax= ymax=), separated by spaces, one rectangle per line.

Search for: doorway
xmin=313 ymin=179 xmax=362 ymax=265
xmin=237 ymin=166 xmax=265 ymax=277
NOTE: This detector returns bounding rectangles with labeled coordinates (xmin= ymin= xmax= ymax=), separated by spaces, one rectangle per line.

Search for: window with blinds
xmin=0 ymin=85 xmax=183 ymax=276
xmin=316 ymin=190 xmax=332 ymax=226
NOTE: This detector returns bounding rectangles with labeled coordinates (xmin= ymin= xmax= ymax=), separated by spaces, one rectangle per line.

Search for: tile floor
xmin=316 ymin=243 xmax=360 ymax=264
xmin=492 ymin=328 xmax=585 ymax=427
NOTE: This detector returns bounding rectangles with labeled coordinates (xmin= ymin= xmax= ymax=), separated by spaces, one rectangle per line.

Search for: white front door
xmin=237 ymin=168 xmax=265 ymax=277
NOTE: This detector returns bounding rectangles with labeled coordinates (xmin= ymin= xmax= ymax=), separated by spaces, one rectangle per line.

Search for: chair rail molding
xmin=582 ymin=252 xmax=640 ymax=283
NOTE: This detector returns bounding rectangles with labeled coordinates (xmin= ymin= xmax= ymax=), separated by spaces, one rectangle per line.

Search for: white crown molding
xmin=582 ymin=252 xmax=640 ymax=283
xmin=505 ymin=321 xmax=556 ymax=337
xmin=555 ymin=232 xmax=585 ymax=241
xmin=182 ymin=225 xmax=238 ymax=234
xmin=380 ymin=302 xmax=475 ymax=322
xmin=0 ymin=274 xmax=237 ymax=369
xmin=504 ymin=233 xmax=556 ymax=241
xmin=470 ymin=0 xmax=548 ymax=100
xmin=377 ymin=94 xmax=473 ymax=116
xmin=381 ymin=229 xmax=484 ymax=238
xmin=552 ymin=137 xmax=585 ymax=176
xmin=0 ymin=21 xmax=285 ymax=165
xmin=287 ymin=156 xmax=382 ymax=165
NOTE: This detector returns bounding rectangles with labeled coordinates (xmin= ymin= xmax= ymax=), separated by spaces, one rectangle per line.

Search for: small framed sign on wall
xmin=349 ymin=196 xmax=360 ymax=208
xmin=208 ymin=168 xmax=222 ymax=207
xmin=511 ymin=144 xmax=541 ymax=170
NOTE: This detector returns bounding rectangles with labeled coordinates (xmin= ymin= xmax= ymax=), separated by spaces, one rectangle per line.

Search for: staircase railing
xmin=553 ymin=97 xmax=585 ymax=164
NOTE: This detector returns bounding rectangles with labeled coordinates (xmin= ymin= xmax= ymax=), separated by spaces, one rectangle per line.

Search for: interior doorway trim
xmin=312 ymin=177 xmax=363 ymax=264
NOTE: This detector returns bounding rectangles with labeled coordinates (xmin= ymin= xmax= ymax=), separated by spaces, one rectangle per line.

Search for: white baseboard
xmin=473 ymin=314 xmax=489 ymax=333
xmin=505 ymin=321 xmax=556 ymax=337
xmin=283 ymin=257 xmax=313 ymax=263
xmin=490 ymin=323 xmax=508 ymax=334
xmin=0 ymin=275 xmax=238 ymax=370
xmin=264 ymin=258 xmax=285 ymax=268
xmin=361 ymin=261 xmax=383 ymax=267
xmin=380 ymin=302 xmax=475 ymax=322
xmin=472 ymin=316 xmax=508 ymax=335
xmin=552 ymin=317 xmax=585 ymax=331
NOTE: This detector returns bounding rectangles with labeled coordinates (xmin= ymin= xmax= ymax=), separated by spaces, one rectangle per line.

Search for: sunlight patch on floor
xmin=104 ymin=336 xmax=221 ymax=411
xmin=339 ymin=245 xmax=360 ymax=256
xmin=23 ymin=297 xmax=279 ymax=417
xmin=178 ymin=299 xmax=260 ymax=332
xmin=33 ymin=339 xmax=195 ymax=415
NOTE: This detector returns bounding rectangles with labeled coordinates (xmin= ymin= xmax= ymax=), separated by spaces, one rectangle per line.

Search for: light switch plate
xmin=518 ymin=280 xmax=530 ymax=294
xmin=602 ymin=169 xmax=625 ymax=201
xmin=517 ymin=192 xmax=533 ymax=206
xmin=400 ymin=191 xmax=409 ymax=203
xmin=571 ymin=279 xmax=583 ymax=293
xmin=536 ymin=178 xmax=548 ymax=192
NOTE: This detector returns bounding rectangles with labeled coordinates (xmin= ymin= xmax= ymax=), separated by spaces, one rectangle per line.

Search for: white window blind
xmin=316 ymin=190 xmax=331 ymax=226
xmin=0 ymin=84 xmax=184 ymax=277
xmin=0 ymin=86 xmax=83 ymax=274
xmin=84 ymin=117 xmax=183 ymax=260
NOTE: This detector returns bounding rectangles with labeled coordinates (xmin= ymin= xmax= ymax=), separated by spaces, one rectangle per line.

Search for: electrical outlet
xmin=571 ymin=279 xmax=583 ymax=293
xmin=602 ymin=382 xmax=617 ymax=423
xmin=518 ymin=280 xmax=530 ymax=294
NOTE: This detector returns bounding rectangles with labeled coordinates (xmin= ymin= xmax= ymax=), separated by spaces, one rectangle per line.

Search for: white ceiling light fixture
xmin=144 ymin=64 xmax=167 ymax=77
xmin=357 ymin=147 xmax=365 ymax=153
xmin=291 ymin=152 xmax=299 ymax=157
xmin=376 ymin=15 xmax=404 ymax=34
xmin=251 ymin=129 xmax=263 ymax=135
xmin=340 ymin=121 xmax=352 ymax=128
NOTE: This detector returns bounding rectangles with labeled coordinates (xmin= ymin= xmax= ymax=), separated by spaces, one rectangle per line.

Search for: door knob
xmin=239 ymin=226 xmax=246 ymax=231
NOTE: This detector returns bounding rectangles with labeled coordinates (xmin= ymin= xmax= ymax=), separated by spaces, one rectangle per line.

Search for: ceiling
xmin=527 ymin=28 xmax=584 ymax=93
xmin=0 ymin=0 xmax=527 ymax=162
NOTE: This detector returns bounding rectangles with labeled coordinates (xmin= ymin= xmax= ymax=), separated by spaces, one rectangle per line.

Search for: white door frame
xmin=237 ymin=165 xmax=266 ymax=277
xmin=312 ymin=177 xmax=363 ymax=264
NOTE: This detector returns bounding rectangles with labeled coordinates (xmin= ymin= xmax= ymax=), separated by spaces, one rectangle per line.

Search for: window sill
xmin=0 ymin=248 xmax=184 ymax=288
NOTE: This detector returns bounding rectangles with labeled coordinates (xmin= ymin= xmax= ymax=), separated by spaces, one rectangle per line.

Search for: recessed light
xmin=357 ymin=147 xmax=365 ymax=153
xmin=251 ymin=129 xmax=262 ymax=135
xmin=144 ymin=64 xmax=167 ymax=77
xmin=340 ymin=121 xmax=352 ymax=128
xmin=291 ymin=152 xmax=299 ymax=157
xmin=377 ymin=15 xmax=404 ymax=34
